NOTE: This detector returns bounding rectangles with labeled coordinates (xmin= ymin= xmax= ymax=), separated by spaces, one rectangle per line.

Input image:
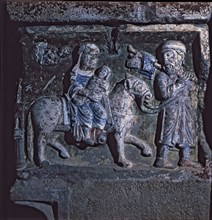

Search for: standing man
xmin=153 ymin=40 xmax=199 ymax=168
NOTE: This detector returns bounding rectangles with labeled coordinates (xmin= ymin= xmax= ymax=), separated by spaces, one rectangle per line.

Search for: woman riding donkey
xmin=67 ymin=43 xmax=112 ymax=145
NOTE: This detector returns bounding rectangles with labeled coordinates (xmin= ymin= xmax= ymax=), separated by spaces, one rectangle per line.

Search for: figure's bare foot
xmin=154 ymin=157 xmax=175 ymax=169
xmin=178 ymin=159 xmax=202 ymax=168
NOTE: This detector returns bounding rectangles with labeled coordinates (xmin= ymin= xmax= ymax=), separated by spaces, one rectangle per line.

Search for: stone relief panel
xmin=8 ymin=3 xmax=212 ymax=220
xmin=14 ymin=24 xmax=211 ymax=170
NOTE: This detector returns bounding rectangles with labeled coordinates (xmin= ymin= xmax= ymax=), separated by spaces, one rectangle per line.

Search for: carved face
xmin=80 ymin=52 xmax=99 ymax=71
xmin=162 ymin=49 xmax=184 ymax=73
xmin=98 ymin=66 xmax=111 ymax=79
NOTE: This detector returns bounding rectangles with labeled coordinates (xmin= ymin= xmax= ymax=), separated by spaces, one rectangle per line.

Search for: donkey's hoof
xmin=118 ymin=159 xmax=133 ymax=168
xmin=40 ymin=160 xmax=50 ymax=167
xmin=142 ymin=151 xmax=152 ymax=157
xmin=60 ymin=150 xmax=70 ymax=159
xmin=141 ymin=147 xmax=153 ymax=157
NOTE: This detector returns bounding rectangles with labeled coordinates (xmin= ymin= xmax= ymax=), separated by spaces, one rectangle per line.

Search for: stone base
xmin=10 ymin=165 xmax=211 ymax=220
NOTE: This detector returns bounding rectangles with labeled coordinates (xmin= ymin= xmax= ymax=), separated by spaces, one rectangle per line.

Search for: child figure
xmin=86 ymin=65 xmax=111 ymax=101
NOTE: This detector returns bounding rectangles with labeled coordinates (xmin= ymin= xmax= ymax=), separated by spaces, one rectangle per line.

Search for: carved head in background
xmin=78 ymin=43 xmax=100 ymax=71
xmin=161 ymin=40 xmax=186 ymax=76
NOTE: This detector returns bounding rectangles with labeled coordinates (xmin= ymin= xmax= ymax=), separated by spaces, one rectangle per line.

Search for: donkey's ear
xmin=127 ymin=44 xmax=137 ymax=54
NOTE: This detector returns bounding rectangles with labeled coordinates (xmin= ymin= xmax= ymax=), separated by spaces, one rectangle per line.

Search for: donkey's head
xmin=124 ymin=73 xmax=152 ymax=103
xmin=125 ymin=45 xmax=161 ymax=80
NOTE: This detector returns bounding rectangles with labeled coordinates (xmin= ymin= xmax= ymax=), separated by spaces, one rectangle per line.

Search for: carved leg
xmin=124 ymin=134 xmax=153 ymax=157
xmin=83 ymin=127 xmax=94 ymax=145
xmin=37 ymin=133 xmax=48 ymax=165
xmin=178 ymin=146 xmax=201 ymax=168
xmin=48 ymin=135 xmax=70 ymax=159
xmin=154 ymin=144 xmax=174 ymax=169
xmin=114 ymin=132 xmax=133 ymax=168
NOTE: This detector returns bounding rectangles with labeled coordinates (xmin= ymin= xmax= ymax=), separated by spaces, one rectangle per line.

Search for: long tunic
xmin=69 ymin=69 xmax=93 ymax=130
xmin=85 ymin=75 xmax=108 ymax=129
xmin=154 ymin=71 xmax=195 ymax=148
xmin=68 ymin=65 xmax=108 ymax=142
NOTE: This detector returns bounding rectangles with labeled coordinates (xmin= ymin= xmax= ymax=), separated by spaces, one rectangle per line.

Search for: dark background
xmin=1 ymin=1 xmax=212 ymax=219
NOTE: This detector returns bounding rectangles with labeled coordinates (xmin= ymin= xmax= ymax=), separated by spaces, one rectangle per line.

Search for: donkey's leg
xmin=114 ymin=125 xmax=133 ymax=168
xmin=48 ymin=134 xmax=70 ymax=159
xmin=125 ymin=134 xmax=152 ymax=157
xmin=37 ymin=133 xmax=48 ymax=165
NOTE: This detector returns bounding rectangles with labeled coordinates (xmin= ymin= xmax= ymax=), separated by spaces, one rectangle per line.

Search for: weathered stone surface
xmin=6 ymin=2 xmax=212 ymax=220
xmin=155 ymin=2 xmax=212 ymax=23
xmin=11 ymin=165 xmax=211 ymax=220
xmin=7 ymin=1 xmax=212 ymax=24
xmin=16 ymin=24 xmax=211 ymax=169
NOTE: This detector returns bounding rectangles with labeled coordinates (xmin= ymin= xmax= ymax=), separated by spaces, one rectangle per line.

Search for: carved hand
xmin=175 ymin=79 xmax=185 ymax=90
xmin=77 ymin=89 xmax=88 ymax=97
xmin=143 ymin=93 xmax=152 ymax=106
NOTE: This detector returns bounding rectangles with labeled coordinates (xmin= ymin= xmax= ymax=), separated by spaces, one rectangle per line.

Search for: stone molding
xmin=7 ymin=1 xmax=212 ymax=24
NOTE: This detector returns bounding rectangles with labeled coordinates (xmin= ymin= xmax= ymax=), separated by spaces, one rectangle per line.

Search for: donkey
xmin=26 ymin=72 xmax=153 ymax=167
xmin=109 ymin=73 xmax=153 ymax=168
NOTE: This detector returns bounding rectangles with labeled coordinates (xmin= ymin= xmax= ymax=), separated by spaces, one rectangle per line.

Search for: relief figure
xmin=153 ymin=40 xmax=200 ymax=168
xmin=77 ymin=65 xmax=112 ymax=145
xmin=66 ymin=43 xmax=104 ymax=145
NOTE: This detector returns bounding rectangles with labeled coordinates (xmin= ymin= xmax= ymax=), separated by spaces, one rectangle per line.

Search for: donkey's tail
xmin=27 ymin=109 xmax=34 ymax=162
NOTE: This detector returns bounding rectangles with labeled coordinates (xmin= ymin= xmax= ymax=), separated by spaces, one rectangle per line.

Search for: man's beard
xmin=164 ymin=62 xmax=176 ymax=76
